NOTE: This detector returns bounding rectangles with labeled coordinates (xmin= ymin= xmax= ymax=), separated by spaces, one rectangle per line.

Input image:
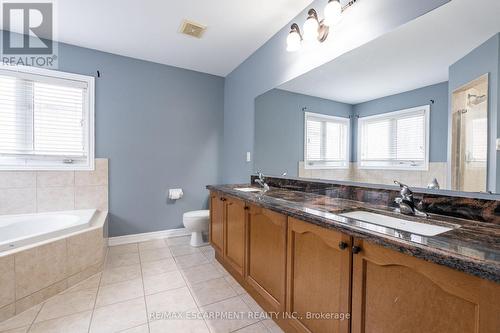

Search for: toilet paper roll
xmin=168 ymin=188 xmax=183 ymax=200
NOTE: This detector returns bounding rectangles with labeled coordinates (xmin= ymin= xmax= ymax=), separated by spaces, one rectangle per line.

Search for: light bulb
xmin=286 ymin=31 xmax=302 ymax=52
xmin=303 ymin=16 xmax=319 ymax=41
xmin=324 ymin=0 xmax=342 ymax=26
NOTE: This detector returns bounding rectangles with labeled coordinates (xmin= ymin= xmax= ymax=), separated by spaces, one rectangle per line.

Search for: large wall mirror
xmin=254 ymin=1 xmax=500 ymax=194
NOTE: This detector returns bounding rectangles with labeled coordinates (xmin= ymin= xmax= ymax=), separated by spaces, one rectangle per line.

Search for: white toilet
xmin=183 ymin=210 xmax=210 ymax=247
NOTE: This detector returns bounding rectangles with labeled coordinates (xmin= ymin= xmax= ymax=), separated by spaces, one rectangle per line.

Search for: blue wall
xmin=254 ymin=89 xmax=352 ymax=176
xmin=352 ymin=82 xmax=449 ymax=162
xmin=448 ymin=33 xmax=500 ymax=192
xmin=60 ymin=45 xmax=224 ymax=237
xmin=1 ymin=32 xmax=225 ymax=237
xmin=223 ymin=0 xmax=450 ymax=183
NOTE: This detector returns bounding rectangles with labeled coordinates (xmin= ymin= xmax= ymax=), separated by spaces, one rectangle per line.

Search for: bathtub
xmin=0 ymin=209 xmax=96 ymax=252
xmin=0 ymin=209 xmax=107 ymax=322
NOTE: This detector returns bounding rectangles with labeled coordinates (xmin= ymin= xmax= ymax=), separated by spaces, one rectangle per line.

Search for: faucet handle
xmin=394 ymin=180 xmax=413 ymax=198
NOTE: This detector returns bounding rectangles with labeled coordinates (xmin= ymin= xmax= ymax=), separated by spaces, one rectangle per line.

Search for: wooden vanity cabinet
xmin=223 ymin=197 xmax=246 ymax=277
xmin=246 ymin=205 xmax=288 ymax=313
xmin=209 ymin=191 xmax=500 ymax=333
xmin=351 ymin=239 xmax=500 ymax=333
xmin=286 ymin=218 xmax=352 ymax=333
xmin=209 ymin=192 xmax=224 ymax=255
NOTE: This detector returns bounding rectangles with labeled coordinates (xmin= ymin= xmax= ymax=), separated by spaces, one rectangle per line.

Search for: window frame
xmin=304 ymin=111 xmax=350 ymax=170
xmin=0 ymin=64 xmax=95 ymax=171
xmin=357 ymin=105 xmax=430 ymax=171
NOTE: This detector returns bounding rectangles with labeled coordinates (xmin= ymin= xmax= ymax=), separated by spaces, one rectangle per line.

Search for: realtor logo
xmin=1 ymin=1 xmax=58 ymax=67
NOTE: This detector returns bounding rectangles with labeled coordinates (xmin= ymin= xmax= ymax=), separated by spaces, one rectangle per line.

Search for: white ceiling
xmin=279 ymin=0 xmax=500 ymax=104
xmin=3 ymin=0 xmax=314 ymax=77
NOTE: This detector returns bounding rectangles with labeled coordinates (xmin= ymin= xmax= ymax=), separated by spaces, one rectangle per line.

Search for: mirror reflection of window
xmin=304 ymin=112 xmax=350 ymax=169
xmin=358 ymin=105 xmax=430 ymax=170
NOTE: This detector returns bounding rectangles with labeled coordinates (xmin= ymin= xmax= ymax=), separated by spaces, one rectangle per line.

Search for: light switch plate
xmin=246 ymin=152 xmax=251 ymax=162
xmin=497 ymin=138 xmax=500 ymax=151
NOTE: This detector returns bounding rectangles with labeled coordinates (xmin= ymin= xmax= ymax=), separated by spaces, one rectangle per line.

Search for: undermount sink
xmin=234 ymin=187 xmax=262 ymax=193
xmin=340 ymin=211 xmax=456 ymax=237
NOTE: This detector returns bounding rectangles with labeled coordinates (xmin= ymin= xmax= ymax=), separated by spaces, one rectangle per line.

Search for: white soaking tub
xmin=0 ymin=209 xmax=96 ymax=252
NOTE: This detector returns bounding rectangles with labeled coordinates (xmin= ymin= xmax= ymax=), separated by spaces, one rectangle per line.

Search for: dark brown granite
xmin=207 ymin=183 xmax=500 ymax=283
xmin=254 ymin=176 xmax=500 ymax=224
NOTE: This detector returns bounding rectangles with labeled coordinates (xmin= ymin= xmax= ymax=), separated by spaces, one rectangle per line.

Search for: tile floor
xmin=0 ymin=236 xmax=284 ymax=333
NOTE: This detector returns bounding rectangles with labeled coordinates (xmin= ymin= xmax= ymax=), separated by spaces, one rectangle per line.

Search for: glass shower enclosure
xmin=451 ymin=74 xmax=488 ymax=192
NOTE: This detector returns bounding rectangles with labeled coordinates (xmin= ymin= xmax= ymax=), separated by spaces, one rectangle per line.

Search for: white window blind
xmin=358 ymin=105 xmax=430 ymax=170
xmin=0 ymin=65 xmax=94 ymax=170
xmin=304 ymin=112 xmax=350 ymax=169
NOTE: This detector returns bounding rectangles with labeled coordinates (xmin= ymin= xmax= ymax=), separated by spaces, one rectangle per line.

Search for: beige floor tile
xmin=35 ymin=289 xmax=96 ymax=323
xmin=198 ymin=245 xmax=214 ymax=254
xmin=108 ymin=244 xmax=138 ymax=256
xmin=166 ymin=236 xmax=191 ymax=246
xmin=0 ymin=304 xmax=40 ymax=332
xmin=175 ymin=253 xmax=209 ymax=269
xmin=224 ymin=276 xmax=246 ymax=295
xmin=101 ymin=264 xmax=142 ymax=286
xmin=149 ymin=309 xmax=209 ymax=333
xmin=200 ymin=247 xmax=216 ymax=262
xmin=90 ymin=297 xmax=147 ymax=333
xmin=95 ymin=278 xmax=144 ymax=308
xmin=105 ymin=252 xmax=140 ymax=268
xmin=261 ymin=319 xmax=284 ymax=333
xmin=201 ymin=296 xmax=257 ymax=333
xmin=189 ymin=278 xmax=237 ymax=306
xmin=29 ymin=310 xmax=92 ymax=333
xmin=143 ymin=270 xmax=186 ymax=295
xmin=0 ymin=327 xmax=29 ymax=333
xmin=141 ymin=258 xmax=177 ymax=277
xmin=181 ymin=264 xmax=224 ymax=285
xmin=145 ymin=287 xmax=196 ymax=314
xmin=118 ymin=324 xmax=150 ymax=333
xmin=139 ymin=248 xmax=172 ymax=263
xmin=138 ymin=240 xmax=167 ymax=251
xmin=240 ymin=294 xmax=264 ymax=313
xmin=169 ymin=244 xmax=201 ymax=257
xmin=235 ymin=322 xmax=269 ymax=332
xmin=212 ymin=261 xmax=230 ymax=276
xmin=63 ymin=274 xmax=101 ymax=294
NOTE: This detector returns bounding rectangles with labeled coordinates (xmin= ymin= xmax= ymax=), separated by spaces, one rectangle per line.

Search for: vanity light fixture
xmin=287 ymin=0 xmax=358 ymax=52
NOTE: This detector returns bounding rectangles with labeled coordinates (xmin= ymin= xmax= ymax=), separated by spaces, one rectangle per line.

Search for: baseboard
xmin=108 ymin=228 xmax=191 ymax=246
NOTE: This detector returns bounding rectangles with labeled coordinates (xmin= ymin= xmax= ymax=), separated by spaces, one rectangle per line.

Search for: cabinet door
xmin=286 ymin=218 xmax=352 ymax=333
xmin=246 ymin=205 xmax=287 ymax=313
xmin=209 ymin=192 xmax=224 ymax=254
xmin=224 ymin=197 xmax=246 ymax=277
xmin=351 ymin=239 xmax=500 ymax=333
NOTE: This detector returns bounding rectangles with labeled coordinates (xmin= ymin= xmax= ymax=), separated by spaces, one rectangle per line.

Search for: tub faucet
xmin=255 ymin=172 xmax=270 ymax=192
xmin=394 ymin=180 xmax=428 ymax=217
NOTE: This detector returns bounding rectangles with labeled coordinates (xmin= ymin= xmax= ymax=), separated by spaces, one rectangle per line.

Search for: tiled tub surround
xmin=0 ymin=210 xmax=108 ymax=323
xmin=0 ymin=159 xmax=109 ymax=215
xmin=0 ymin=159 xmax=110 ymax=323
xmin=208 ymin=182 xmax=500 ymax=283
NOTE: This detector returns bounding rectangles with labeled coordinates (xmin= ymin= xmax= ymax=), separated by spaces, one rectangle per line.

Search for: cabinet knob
xmin=352 ymin=246 xmax=362 ymax=254
xmin=244 ymin=206 xmax=250 ymax=210
xmin=338 ymin=241 xmax=348 ymax=250
xmin=221 ymin=198 xmax=227 ymax=202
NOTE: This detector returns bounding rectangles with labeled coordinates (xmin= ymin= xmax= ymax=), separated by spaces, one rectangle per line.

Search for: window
xmin=0 ymin=65 xmax=94 ymax=170
xmin=358 ymin=105 xmax=429 ymax=170
xmin=304 ymin=112 xmax=350 ymax=169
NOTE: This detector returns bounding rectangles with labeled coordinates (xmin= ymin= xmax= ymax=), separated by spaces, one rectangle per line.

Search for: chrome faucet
xmin=255 ymin=172 xmax=270 ymax=192
xmin=394 ymin=180 xmax=428 ymax=217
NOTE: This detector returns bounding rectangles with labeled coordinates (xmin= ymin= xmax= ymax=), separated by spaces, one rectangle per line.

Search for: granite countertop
xmin=207 ymin=184 xmax=500 ymax=283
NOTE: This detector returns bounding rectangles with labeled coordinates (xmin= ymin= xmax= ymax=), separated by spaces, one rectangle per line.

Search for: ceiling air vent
xmin=179 ymin=20 xmax=206 ymax=39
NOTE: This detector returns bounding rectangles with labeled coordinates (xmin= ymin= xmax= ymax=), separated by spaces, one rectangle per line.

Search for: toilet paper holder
xmin=168 ymin=188 xmax=184 ymax=200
